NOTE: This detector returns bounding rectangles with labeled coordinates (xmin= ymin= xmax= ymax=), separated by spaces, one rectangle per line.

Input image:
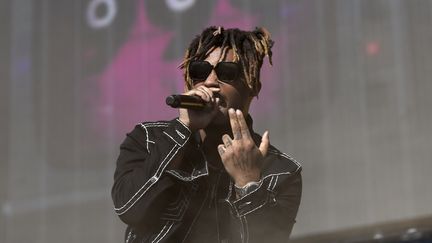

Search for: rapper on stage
xmin=112 ymin=26 xmax=302 ymax=243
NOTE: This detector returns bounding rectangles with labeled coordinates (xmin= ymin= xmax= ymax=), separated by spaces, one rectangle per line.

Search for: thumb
xmin=259 ymin=131 xmax=269 ymax=157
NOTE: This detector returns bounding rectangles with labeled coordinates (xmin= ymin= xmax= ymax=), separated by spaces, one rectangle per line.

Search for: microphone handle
xmin=166 ymin=95 xmax=207 ymax=110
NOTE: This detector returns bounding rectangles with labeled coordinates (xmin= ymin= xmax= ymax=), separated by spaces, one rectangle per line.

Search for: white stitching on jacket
xmin=114 ymin=145 xmax=179 ymax=215
xmin=238 ymin=199 xmax=267 ymax=217
xmin=267 ymin=149 xmax=302 ymax=171
xmin=243 ymin=216 xmax=249 ymax=243
xmin=176 ymin=129 xmax=185 ymax=139
xmin=267 ymin=176 xmax=274 ymax=190
xmin=232 ymin=148 xmax=301 ymax=206
xmin=144 ymin=122 xmax=169 ymax=127
xmin=163 ymin=131 xmax=181 ymax=146
xmin=165 ymin=169 xmax=208 ymax=182
xmin=239 ymin=215 xmax=246 ymax=243
xmin=139 ymin=122 xmax=169 ymax=151
xmin=176 ymin=118 xmax=191 ymax=132
xmin=115 ymin=121 xmax=192 ymax=215
xmin=139 ymin=123 xmax=153 ymax=152
xmin=271 ymin=175 xmax=279 ymax=190
xmin=232 ymin=171 xmax=296 ymax=217
xmin=151 ymin=221 xmax=174 ymax=243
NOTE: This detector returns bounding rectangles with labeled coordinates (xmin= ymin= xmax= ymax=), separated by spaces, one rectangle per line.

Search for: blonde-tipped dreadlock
xmin=178 ymin=26 xmax=274 ymax=96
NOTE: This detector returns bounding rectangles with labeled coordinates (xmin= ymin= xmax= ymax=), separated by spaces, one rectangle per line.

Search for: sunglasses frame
xmin=188 ymin=60 xmax=241 ymax=84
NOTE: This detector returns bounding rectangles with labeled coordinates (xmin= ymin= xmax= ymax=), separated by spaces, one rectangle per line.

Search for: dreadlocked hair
xmin=179 ymin=26 xmax=274 ymax=96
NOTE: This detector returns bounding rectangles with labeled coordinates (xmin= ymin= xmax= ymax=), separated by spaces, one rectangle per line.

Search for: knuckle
xmin=233 ymin=142 xmax=242 ymax=150
xmin=245 ymin=140 xmax=254 ymax=149
xmin=224 ymin=150 xmax=233 ymax=158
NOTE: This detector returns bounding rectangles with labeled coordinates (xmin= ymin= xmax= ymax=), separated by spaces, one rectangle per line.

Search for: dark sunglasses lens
xmin=188 ymin=61 xmax=212 ymax=81
xmin=215 ymin=62 xmax=240 ymax=82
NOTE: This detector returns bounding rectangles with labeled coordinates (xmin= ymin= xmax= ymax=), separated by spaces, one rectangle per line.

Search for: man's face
xmin=192 ymin=47 xmax=253 ymax=126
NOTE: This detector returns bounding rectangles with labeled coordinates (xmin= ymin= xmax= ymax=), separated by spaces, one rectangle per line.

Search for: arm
xmin=218 ymin=109 xmax=302 ymax=242
xmin=111 ymin=118 xmax=192 ymax=226
xmin=112 ymin=85 xmax=223 ymax=226
xmin=230 ymin=171 xmax=302 ymax=243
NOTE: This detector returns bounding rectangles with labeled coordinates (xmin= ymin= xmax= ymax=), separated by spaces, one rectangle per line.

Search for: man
xmin=112 ymin=26 xmax=302 ymax=243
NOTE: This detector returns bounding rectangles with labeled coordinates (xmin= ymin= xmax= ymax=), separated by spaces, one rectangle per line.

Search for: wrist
xmin=234 ymin=181 xmax=261 ymax=198
xmin=234 ymin=174 xmax=261 ymax=187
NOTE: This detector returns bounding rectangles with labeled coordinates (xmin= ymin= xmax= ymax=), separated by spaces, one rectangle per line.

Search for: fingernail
xmin=236 ymin=109 xmax=242 ymax=115
xmin=229 ymin=108 xmax=234 ymax=113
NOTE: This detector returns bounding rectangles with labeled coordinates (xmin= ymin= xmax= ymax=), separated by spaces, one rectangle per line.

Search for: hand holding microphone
xmin=171 ymin=86 xmax=221 ymax=131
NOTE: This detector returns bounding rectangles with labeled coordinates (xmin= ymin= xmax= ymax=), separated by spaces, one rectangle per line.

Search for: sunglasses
xmin=188 ymin=60 xmax=241 ymax=84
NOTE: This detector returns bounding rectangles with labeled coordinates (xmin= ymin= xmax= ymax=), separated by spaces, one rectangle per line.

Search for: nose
xmin=203 ymin=70 xmax=220 ymax=88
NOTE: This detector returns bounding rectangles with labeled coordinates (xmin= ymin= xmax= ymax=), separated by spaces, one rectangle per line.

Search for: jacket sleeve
xmin=248 ymin=172 xmax=302 ymax=243
xmin=226 ymin=161 xmax=302 ymax=243
xmin=111 ymin=119 xmax=192 ymax=226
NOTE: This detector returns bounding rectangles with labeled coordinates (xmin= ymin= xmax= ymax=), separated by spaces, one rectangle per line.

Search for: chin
xmin=209 ymin=109 xmax=229 ymax=127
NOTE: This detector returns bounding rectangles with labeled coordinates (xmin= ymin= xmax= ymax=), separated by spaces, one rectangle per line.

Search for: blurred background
xmin=1 ymin=0 xmax=432 ymax=242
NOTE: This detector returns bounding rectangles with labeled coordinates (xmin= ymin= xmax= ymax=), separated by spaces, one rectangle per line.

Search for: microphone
xmin=166 ymin=95 xmax=207 ymax=110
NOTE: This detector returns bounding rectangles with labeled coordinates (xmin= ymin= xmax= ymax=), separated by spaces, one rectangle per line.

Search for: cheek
xmin=219 ymin=81 xmax=252 ymax=105
xmin=232 ymin=83 xmax=251 ymax=101
xmin=223 ymin=88 xmax=246 ymax=106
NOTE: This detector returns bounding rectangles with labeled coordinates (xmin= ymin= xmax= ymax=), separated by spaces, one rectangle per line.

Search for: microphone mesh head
xmin=165 ymin=95 xmax=179 ymax=107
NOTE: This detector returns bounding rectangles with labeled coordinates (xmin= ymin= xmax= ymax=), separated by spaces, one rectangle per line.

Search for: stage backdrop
xmin=2 ymin=0 xmax=432 ymax=242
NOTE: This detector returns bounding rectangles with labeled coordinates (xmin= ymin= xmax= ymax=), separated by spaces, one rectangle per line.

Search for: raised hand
xmin=178 ymin=86 xmax=220 ymax=131
xmin=217 ymin=109 xmax=269 ymax=187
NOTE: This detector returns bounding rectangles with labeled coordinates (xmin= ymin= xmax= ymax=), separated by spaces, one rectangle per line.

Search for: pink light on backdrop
xmin=366 ymin=41 xmax=380 ymax=56
xmin=94 ymin=0 xmax=281 ymax=137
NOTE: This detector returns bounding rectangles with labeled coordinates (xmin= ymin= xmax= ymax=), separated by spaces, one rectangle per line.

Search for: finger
xmin=197 ymin=88 xmax=211 ymax=102
xmin=187 ymin=89 xmax=210 ymax=102
xmin=200 ymin=87 xmax=221 ymax=103
xmin=217 ymin=144 xmax=226 ymax=157
xmin=184 ymin=89 xmax=203 ymax=97
xmin=236 ymin=109 xmax=251 ymax=139
xmin=229 ymin=108 xmax=241 ymax=140
xmin=222 ymin=134 xmax=233 ymax=147
xmin=209 ymin=87 xmax=220 ymax=93
xmin=197 ymin=86 xmax=213 ymax=101
xmin=259 ymin=131 xmax=270 ymax=157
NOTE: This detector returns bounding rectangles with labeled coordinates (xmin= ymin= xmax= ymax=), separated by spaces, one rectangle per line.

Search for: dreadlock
xmin=179 ymin=26 xmax=274 ymax=96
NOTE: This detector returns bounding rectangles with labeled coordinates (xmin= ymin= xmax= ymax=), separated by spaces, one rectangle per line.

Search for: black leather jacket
xmin=112 ymin=118 xmax=302 ymax=243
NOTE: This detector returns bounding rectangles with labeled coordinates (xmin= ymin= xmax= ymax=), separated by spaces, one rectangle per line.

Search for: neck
xmin=197 ymin=114 xmax=253 ymax=167
xmin=200 ymin=123 xmax=230 ymax=145
xmin=198 ymin=123 xmax=231 ymax=169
